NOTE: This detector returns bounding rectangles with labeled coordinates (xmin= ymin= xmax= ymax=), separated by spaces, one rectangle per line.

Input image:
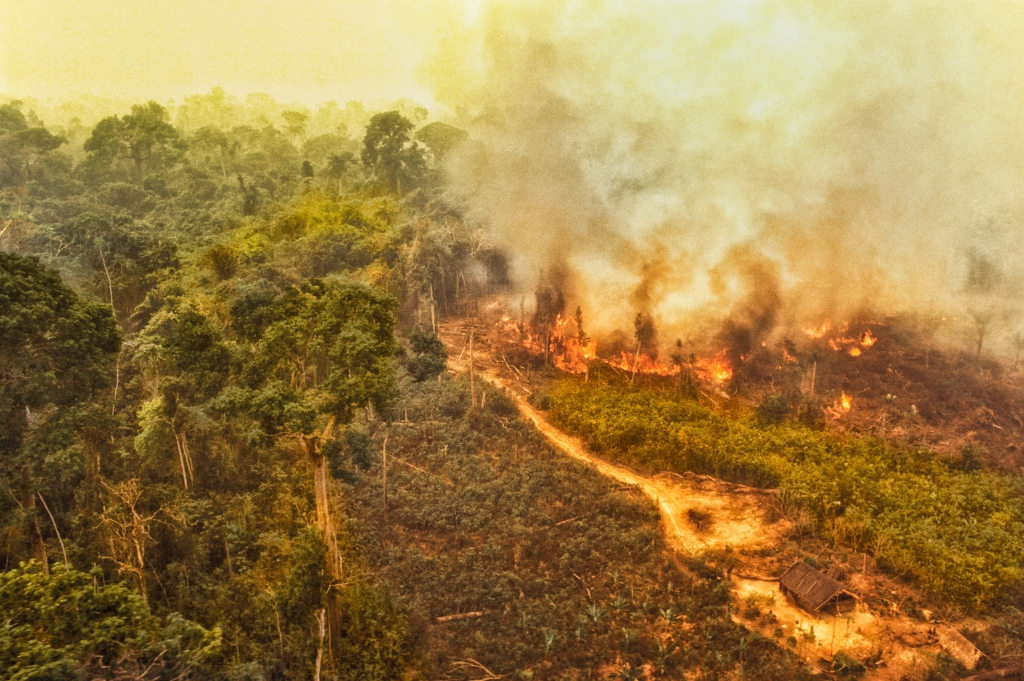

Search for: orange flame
xmin=826 ymin=391 xmax=853 ymax=419
xmin=807 ymin=320 xmax=877 ymax=357
xmin=607 ymin=350 xmax=683 ymax=377
xmin=498 ymin=313 xmax=597 ymax=374
xmin=694 ymin=351 xmax=733 ymax=384
xmin=497 ymin=310 xmax=731 ymax=382
xmin=550 ymin=314 xmax=597 ymax=373
xmin=804 ymin=319 xmax=832 ymax=339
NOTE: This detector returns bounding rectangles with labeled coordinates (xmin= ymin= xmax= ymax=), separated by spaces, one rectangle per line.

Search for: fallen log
xmin=938 ymin=626 xmax=987 ymax=671
xmin=964 ymin=668 xmax=1022 ymax=681
xmin=435 ymin=611 xmax=485 ymax=623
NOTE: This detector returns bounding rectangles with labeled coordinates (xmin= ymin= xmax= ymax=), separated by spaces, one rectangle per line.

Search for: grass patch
xmin=548 ymin=378 xmax=1024 ymax=608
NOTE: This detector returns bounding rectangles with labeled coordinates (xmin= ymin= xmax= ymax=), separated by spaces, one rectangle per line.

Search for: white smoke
xmin=431 ymin=0 xmax=1024 ymax=354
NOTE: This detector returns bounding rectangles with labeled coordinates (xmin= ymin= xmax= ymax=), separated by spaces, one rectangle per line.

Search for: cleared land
xmin=440 ymin=318 xmax=1020 ymax=678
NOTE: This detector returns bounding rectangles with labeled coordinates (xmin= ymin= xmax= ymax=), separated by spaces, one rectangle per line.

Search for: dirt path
xmin=448 ymin=351 xmax=885 ymax=656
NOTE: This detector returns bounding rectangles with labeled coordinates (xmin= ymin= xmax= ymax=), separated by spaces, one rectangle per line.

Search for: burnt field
xmin=727 ymin=316 xmax=1024 ymax=473
xmin=487 ymin=303 xmax=1024 ymax=473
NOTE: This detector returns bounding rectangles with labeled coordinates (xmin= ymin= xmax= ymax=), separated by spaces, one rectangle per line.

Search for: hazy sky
xmin=1 ymin=0 xmax=476 ymax=106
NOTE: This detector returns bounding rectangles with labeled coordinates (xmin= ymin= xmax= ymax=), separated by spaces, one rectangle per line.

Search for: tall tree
xmin=84 ymin=101 xmax=181 ymax=179
xmin=414 ymin=121 xmax=468 ymax=163
xmin=222 ymin=278 xmax=398 ymax=662
xmin=361 ymin=111 xmax=426 ymax=196
xmin=50 ymin=213 xmax=179 ymax=327
xmin=0 ymin=102 xmax=65 ymax=189
xmin=0 ymin=253 xmax=120 ymax=570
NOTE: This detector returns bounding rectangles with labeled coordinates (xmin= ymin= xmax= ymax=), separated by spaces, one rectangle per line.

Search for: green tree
xmin=281 ymin=110 xmax=309 ymax=141
xmin=415 ymin=121 xmax=468 ymax=163
xmin=221 ymin=278 xmax=399 ymax=657
xmin=84 ymin=101 xmax=181 ymax=179
xmin=361 ymin=111 xmax=426 ymax=196
xmin=0 ymin=252 xmax=120 ymax=570
xmin=0 ymin=561 xmax=220 ymax=680
xmin=325 ymin=151 xmax=357 ymax=194
xmin=134 ymin=304 xmax=231 ymax=490
xmin=188 ymin=125 xmax=233 ymax=177
xmin=0 ymin=102 xmax=65 ymax=189
xmin=50 ymin=213 xmax=179 ymax=326
xmin=407 ymin=328 xmax=448 ymax=381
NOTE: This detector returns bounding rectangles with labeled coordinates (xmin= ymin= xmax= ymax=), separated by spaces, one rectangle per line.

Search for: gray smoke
xmin=432 ymin=0 xmax=1024 ymax=355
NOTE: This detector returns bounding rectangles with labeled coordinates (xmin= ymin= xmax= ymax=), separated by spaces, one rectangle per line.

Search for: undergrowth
xmin=548 ymin=377 xmax=1024 ymax=609
xmin=339 ymin=378 xmax=812 ymax=680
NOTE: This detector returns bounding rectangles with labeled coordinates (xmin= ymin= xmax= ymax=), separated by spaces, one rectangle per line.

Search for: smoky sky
xmin=434 ymin=0 xmax=1024 ymax=354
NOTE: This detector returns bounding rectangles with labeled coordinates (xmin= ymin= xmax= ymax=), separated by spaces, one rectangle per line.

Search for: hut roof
xmin=779 ymin=561 xmax=853 ymax=612
xmin=937 ymin=626 xmax=986 ymax=671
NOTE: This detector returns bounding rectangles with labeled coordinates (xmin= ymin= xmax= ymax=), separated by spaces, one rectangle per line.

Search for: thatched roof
xmin=779 ymin=561 xmax=855 ymax=613
xmin=938 ymin=626 xmax=986 ymax=671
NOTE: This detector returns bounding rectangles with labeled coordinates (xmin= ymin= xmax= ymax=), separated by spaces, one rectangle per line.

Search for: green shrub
xmin=756 ymin=394 xmax=791 ymax=425
xmin=831 ymin=650 xmax=867 ymax=679
xmin=0 ymin=562 xmax=221 ymax=680
xmin=549 ymin=378 xmax=1024 ymax=607
xmin=406 ymin=329 xmax=447 ymax=382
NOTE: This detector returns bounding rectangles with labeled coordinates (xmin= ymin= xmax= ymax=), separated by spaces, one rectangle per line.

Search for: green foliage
xmin=362 ymin=111 xmax=426 ymax=195
xmin=756 ymin=393 xmax=791 ymax=425
xmin=84 ymin=101 xmax=182 ymax=179
xmin=549 ymin=379 xmax=1024 ymax=607
xmin=333 ymin=580 xmax=410 ymax=681
xmin=0 ymin=95 xmax=477 ymax=681
xmin=325 ymin=430 xmax=377 ymax=480
xmin=224 ymin=278 xmax=400 ymax=435
xmin=414 ymin=122 xmax=468 ymax=163
xmin=830 ymin=650 xmax=867 ymax=679
xmin=275 ymin=528 xmax=328 ymax=623
xmin=0 ymin=102 xmax=65 ymax=188
xmin=406 ymin=328 xmax=448 ymax=382
xmin=0 ymin=252 xmax=120 ymax=441
xmin=0 ymin=562 xmax=220 ymax=680
xmin=44 ymin=212 xmax=180 ymax=324
xmin=0 ymin=252 xmax=120 ymax=568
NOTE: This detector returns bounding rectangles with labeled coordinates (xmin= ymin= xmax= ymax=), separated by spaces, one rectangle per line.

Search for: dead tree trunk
xmin=469 ymin=332 xmax=476 ymax=410
xmin=298 ymin=417 xmax=345 ymax=666
xmin=22 ymin=465 xmax=48 ymax=573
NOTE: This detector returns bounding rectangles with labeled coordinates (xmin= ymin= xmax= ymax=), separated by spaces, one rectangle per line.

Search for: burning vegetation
xmin=494 ymin=291 xmax=737 ymax=388
xmin=486 ymin=289 xmax=1024 ymax=474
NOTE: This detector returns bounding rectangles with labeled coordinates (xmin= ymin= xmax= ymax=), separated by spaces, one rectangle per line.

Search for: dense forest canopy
xmin=0 ymin=93 xmax=483 ymax=679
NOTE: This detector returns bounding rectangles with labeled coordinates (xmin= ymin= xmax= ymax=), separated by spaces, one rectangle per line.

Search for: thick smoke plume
xmin=431 ymin=0 xmax=1024 ymax=356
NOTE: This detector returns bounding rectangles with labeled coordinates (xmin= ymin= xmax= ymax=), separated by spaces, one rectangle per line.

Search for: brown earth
xmin=734 ymin=316 xmax=1024 ymax=473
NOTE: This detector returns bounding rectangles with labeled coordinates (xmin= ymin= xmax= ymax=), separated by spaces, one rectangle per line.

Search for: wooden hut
xmin=937 ymin=626 xmax=987 ymax=671
xmin=779 ymin=561 xmax=857 ymax=616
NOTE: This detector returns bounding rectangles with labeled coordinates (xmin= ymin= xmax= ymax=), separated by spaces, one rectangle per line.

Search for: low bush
xmin=549 ymin=378 xmax=1024 ymax=608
